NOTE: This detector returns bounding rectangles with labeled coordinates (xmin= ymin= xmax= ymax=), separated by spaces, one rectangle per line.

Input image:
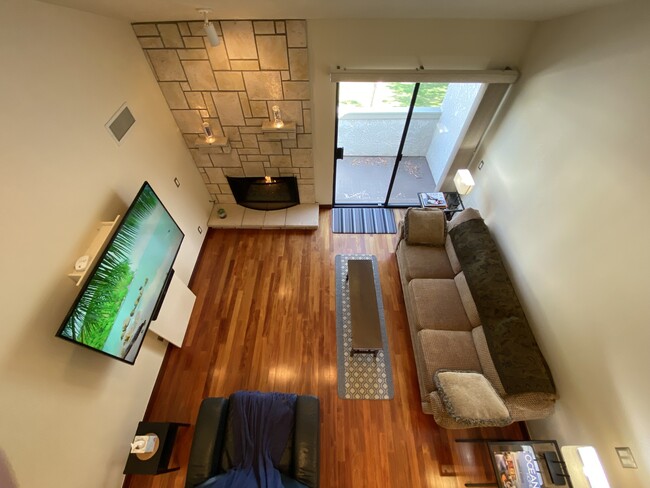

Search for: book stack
xmin=418 ymin=192 xmax=447 ymax=209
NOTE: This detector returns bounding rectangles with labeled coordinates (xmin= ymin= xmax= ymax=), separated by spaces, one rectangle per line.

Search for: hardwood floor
xmin=124 ymin=208 xmax=527 ymax=488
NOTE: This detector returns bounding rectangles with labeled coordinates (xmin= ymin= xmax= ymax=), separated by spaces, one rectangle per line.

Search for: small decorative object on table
xmin=123 ymin=421 xmax=188 ymax=475
xmin=418 ymin=192 xmax=447 ymax=208
xmin=131 ymin=434 xmax=159 ymax=460
xmin=217 ymin=207 xmax=227 ymax=219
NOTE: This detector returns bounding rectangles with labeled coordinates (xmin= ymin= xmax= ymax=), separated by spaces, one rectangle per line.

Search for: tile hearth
xmin=207 ymin=203 xmax=319 ymax=229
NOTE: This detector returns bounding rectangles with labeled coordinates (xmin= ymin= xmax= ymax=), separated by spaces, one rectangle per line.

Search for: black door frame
xmin=332 ymin=81 xmax=421 ymax=208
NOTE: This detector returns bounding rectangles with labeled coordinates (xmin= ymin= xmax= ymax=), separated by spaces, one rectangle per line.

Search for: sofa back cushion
xmin=472 ymin=326 xmax=506 ymax=395
xmin=454 ymin=272 xmax=480 ymax=328
xmin=447 ymin=207 xmax=482 ymax=232
xmin=450 ymin=218 xmax=556 ymax=395
xmin=445 ymin=235 xmax=462 ymax=275
xmin=404 ymin=208 xmax=446 ymax=246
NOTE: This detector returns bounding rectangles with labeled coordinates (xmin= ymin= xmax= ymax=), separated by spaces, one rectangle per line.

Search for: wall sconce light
xmin=454 ymin=169 xmax=475 ymax=195
xmin=197 ymin=8 xmax=220 ymax=47
xmin=202 ymin=121 xmax=216 ymax=144
xmin=271 ymin=105 xmax=284 ymax=128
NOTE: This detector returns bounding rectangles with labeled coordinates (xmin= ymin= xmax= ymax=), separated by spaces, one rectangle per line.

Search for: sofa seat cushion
xmin=408 ymin=279 xmax=473 ymax=331
xmin=417 ymin=329 xmax=482 ymax=394
xmin=397 ymin=241 xmax=454 ymax=281
xmin=434 ymin=370 xmax=511 ymax=427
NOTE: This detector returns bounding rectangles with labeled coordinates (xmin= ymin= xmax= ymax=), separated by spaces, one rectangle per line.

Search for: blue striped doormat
xmin=332 ymin=207 xmax=397 ymax=234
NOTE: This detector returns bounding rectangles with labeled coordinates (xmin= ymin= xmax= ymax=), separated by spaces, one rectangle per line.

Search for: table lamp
xmin=454 ymin=169 xmax=475 ymax=195
xmin=561 ymin=445 xmax=611 ymax=488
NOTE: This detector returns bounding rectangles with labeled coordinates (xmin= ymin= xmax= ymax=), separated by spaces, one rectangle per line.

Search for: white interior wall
xmin=307 ymin=18 xmax=536 ymax=203
xmin=465 ymin=2 xmax=650 ymax=486
xmin=0 ymin=1 xmax=211 ymax=486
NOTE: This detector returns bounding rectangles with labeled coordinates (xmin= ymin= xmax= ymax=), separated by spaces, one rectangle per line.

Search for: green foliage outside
xmin=62 ymin=187 xmax=160 ymax=349
xmin=340 ymin=100 xmax=362 ymax=107
xmin=385 ymin=83 xmax=448 ymax=108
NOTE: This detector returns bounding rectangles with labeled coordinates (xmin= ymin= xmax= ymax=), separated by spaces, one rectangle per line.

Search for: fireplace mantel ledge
xmin=207 ymin=203 xmax=319 ymax=229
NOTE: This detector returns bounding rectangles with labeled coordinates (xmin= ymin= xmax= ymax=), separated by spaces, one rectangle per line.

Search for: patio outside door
xmin=333 ymin=82 xmax=415 ymax=206
xmin=333 ymin=81 xmax=485 ymax=207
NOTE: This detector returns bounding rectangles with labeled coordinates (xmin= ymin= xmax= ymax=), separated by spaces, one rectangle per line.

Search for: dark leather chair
xmin=185 ymin=395 xmax=320 ymax=488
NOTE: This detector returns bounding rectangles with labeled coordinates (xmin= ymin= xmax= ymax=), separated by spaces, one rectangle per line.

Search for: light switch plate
xmin=615 ymin=447 xmax=637 ymax=468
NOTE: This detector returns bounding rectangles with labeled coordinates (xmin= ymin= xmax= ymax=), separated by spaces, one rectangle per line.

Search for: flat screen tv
xmin=56 ymin=182 xmax=184 ymax=364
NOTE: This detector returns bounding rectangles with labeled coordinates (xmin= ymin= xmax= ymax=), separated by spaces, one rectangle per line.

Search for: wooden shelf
xmin=261 ymin=121 xmax=296 ymax=132
xmin=67 ymin=215 xmax=121 ymax=286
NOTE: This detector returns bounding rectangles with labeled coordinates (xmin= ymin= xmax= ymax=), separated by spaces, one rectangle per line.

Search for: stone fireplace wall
xmin=133 ymin=20 xmax=314 ymax=204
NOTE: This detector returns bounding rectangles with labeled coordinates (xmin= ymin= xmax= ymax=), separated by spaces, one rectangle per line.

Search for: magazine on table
xmin=493 ymin=445 xmax=545 ymax=488
xmin=418 ymin=192 xmax=447 ymax=208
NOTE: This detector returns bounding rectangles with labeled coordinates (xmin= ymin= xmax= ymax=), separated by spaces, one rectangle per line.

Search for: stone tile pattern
xmin=133 ymin=20 xmax=314 ymax=204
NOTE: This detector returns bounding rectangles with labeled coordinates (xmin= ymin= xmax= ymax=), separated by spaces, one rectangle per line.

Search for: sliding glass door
xmin=333 ymin=81 xmax=486 ymax=207
xmin=333 ymin=82 xmax=414 ymax=205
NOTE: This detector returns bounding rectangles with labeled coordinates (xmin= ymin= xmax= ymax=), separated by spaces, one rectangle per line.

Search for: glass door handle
xmin=335 ymin=147 xmax=344 ymax=160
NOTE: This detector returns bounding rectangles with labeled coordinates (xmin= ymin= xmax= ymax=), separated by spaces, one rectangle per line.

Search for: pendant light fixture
xmin=197 ymin=8 xmax=220 ymax=47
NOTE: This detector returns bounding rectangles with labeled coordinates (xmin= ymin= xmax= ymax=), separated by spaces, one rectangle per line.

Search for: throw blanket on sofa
xmin=449 ymin=219 xmax=556 ymax=395
xmin=198 ymin=391 xmax=297 ymax=488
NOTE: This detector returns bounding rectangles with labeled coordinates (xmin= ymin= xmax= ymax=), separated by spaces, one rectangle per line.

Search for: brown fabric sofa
xmin=395 ymin=207 xmax=556 ymax=429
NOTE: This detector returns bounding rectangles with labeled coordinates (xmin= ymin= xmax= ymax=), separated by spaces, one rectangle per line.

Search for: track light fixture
xmin=197 ymin=8 xmax=220 ymax=47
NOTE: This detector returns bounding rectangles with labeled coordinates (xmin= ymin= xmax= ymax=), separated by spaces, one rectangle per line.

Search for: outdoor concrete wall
xmin=337 ymin=108 xmax=441 ymax=157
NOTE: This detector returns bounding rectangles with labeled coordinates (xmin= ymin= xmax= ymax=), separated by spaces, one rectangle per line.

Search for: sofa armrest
xmin=293 ymin=395 xmax=320 ymax=488
xmin=185 ymin=397 xmax=229 ymax=488
xmin=395 ymin=221 xmax=405 ymax=251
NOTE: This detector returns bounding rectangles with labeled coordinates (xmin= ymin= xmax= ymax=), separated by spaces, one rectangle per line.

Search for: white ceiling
xmin=39 ymin=0 xmax=627 ymax=23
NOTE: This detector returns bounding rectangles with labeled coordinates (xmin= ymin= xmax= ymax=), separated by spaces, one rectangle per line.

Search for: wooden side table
xmin=123 ymin=421 xmax=189 ymax=475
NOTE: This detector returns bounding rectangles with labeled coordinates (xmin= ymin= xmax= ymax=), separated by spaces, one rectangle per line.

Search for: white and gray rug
xmin=335 ymin=254 xmax=394 ymax=400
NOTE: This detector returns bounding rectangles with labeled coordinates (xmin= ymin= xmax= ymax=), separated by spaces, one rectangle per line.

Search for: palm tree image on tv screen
xmin=59 ymin=185 xmax=183 ymax=363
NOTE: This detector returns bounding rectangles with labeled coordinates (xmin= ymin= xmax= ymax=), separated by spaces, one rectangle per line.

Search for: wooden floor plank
xmin=125 ymin=208 xmax=527 ymax=488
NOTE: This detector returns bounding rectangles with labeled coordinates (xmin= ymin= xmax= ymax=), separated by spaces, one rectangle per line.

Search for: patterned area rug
xmin=335 ymin=254 xmax=394 ymax=400
xmin=332 ymin=207 xmax=397 ymax=234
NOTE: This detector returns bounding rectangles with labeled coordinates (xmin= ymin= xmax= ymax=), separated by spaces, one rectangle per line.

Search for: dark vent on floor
xmin=227 ymin=176 xmax=300 ymax=211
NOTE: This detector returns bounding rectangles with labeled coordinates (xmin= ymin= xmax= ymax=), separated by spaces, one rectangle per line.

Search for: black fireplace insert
xmin=227 ymin=176 xmax=300 ymax=211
